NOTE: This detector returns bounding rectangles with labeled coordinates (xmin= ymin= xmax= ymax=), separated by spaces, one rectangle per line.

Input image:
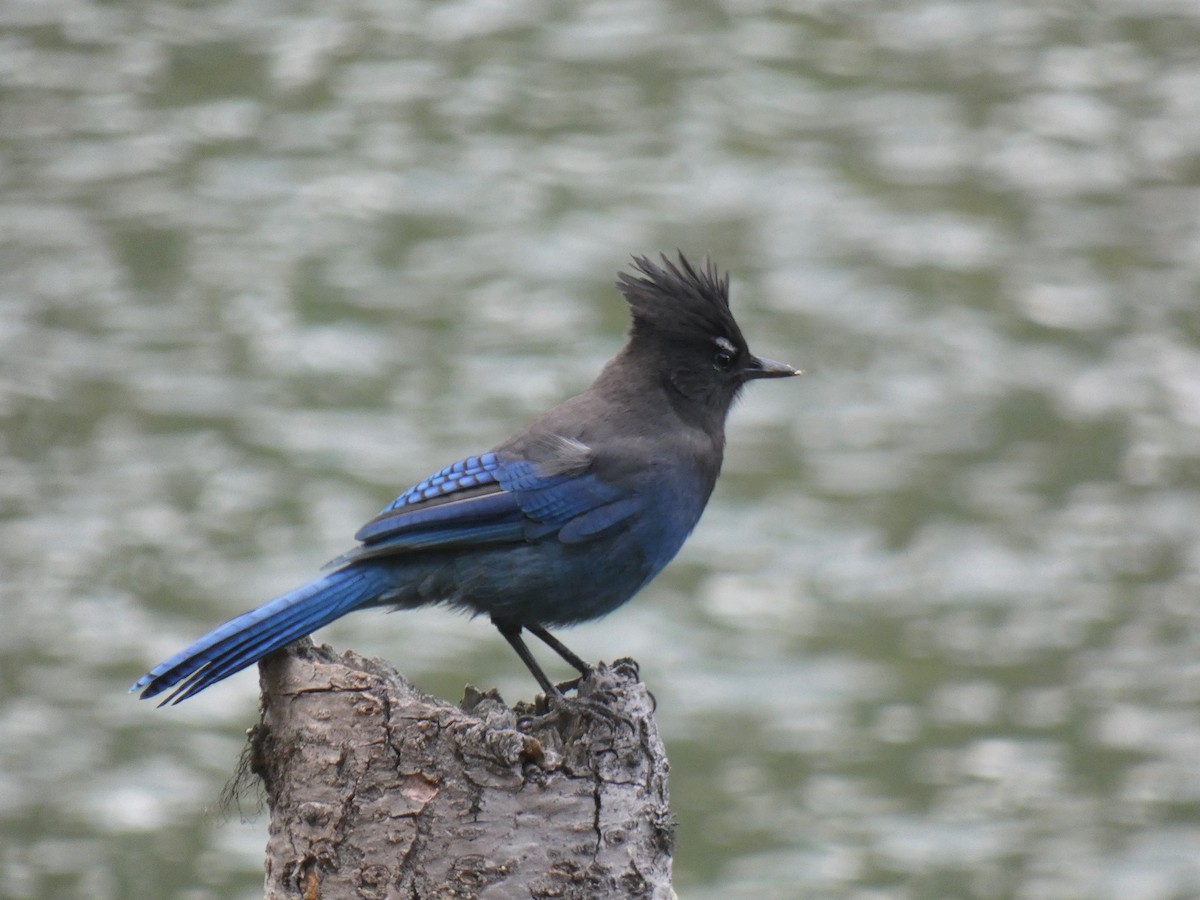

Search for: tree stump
xmin=249 ymin=639 xmax=674 ymax=899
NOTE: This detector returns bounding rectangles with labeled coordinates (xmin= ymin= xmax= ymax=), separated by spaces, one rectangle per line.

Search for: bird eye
xmin=713 ymin=345 xmax=736 ymax=372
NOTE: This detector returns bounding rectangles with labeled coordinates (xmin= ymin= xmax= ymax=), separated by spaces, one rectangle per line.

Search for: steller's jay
xmin=132 ymin=253 xmax=798 ymax=705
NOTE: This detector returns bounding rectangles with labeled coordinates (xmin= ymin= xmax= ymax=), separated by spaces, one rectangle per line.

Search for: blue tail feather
xmin=131 ymin=567 xmax=389 ymax=705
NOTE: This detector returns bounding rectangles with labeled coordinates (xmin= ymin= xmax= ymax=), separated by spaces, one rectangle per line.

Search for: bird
xmin=131 ymin=252 xmax=799 ymax=706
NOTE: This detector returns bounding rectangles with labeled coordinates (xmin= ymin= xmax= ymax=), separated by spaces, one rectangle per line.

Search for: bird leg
xmin=492 ymin=618 xmax=564 ymax=699
xmin=524 ymin=623 xmax=592 ymax=679
xmin=493 ymin=617 xmax=632 ymax=731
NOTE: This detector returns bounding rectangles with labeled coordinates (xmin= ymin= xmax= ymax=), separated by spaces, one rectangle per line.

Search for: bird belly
xmin=440 ymin=538 xmax=651 ymax=626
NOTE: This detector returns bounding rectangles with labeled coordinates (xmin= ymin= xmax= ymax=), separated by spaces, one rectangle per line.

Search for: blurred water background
xmin=3 ymin=0 xmax=1200 ymax=897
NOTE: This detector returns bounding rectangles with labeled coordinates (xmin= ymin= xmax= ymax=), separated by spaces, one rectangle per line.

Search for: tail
xmin=130 ymin=566 xmax=390 ymax=705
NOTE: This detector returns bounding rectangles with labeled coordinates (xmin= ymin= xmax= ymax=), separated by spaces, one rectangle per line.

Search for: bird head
xmin=615 ymin=253 xmax=798 ymax=416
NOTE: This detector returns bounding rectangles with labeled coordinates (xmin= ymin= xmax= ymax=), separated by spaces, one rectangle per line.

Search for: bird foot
xmin=515 ymin=669 xmax=640 ymax=736
xmin=517 ymin=692 xmax=632 ymax=736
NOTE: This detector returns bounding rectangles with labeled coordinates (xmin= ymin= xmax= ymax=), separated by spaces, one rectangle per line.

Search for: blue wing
xmin=333 ymin=435 xmax=643 ymax=567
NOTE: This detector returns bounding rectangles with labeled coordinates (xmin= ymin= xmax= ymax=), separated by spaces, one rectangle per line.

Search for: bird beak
xmin=744 ymin=355 xmax=801 ymax=380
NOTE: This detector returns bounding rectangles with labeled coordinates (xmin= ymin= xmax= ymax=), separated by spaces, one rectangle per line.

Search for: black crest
xmin=616 ymin=253 xmax=744 ymax=346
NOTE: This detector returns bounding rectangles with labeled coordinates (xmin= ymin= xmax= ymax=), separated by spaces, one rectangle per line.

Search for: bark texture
xmin=250 ymin=639 xmax=674 ymax=899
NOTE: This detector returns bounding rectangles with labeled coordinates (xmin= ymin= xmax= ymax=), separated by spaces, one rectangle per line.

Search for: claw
xmin=535 ymin=689 xmax=636 ymax=737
